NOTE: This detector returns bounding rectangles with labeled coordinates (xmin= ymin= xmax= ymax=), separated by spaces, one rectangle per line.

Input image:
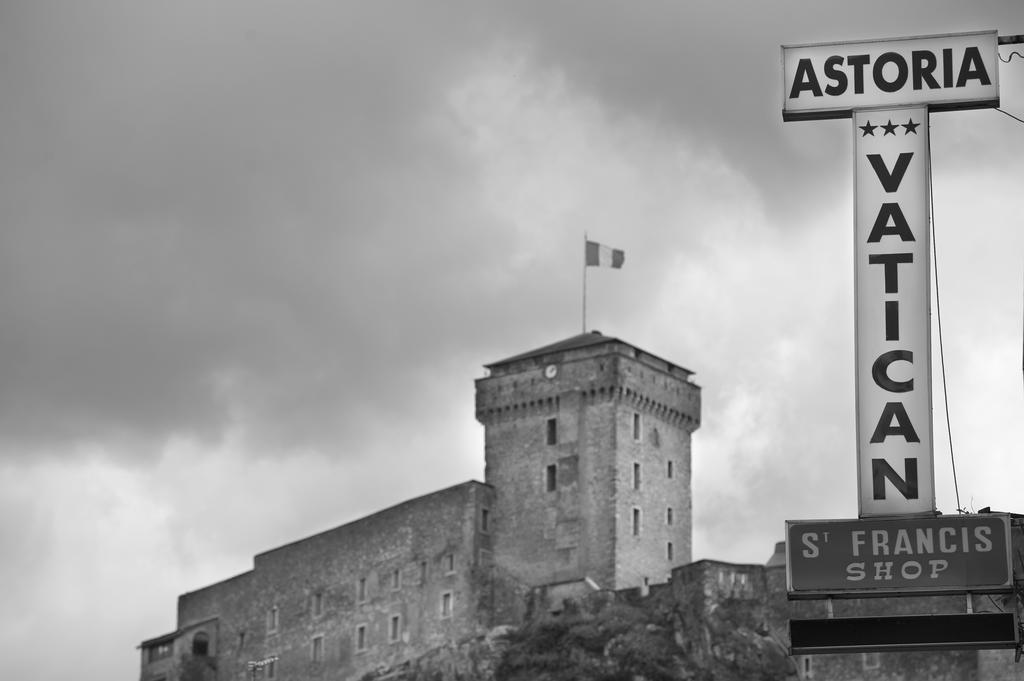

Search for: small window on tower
xmin=667 ymin=542 xmax=674 ymax=561
xmin=441 ymin=591 xmax=453 ymax=618
xmin=633 ymin=462 xmax=641 ymax=490
xmin=667 ymin=460 xmax=674 ymax=479
xmin=546 ymin=464 xmax=557 ymax=492
xmin=390 ymin=568 xmax=401 ymax=590
xmin=312 ymin=635 xmax=323 ymax=662
xmin=355 ymin=625 xmax=367 ymax=652
xmin=632 ymin=507 xmax=641 ymax=536
xmin=666 ymin=507 xmax=673 ymax=525
xmin=546 ymin=418 xmax=557 ymax=445
xmin=357 ymin=577 xmax=367 ymax=602
xmin=480 ymin=508 xmax=490 ymax=533
xmin=389 ymin=615 xmax=402 ymax=643
xmin=632 ymin=412 xmax=642 ymax=441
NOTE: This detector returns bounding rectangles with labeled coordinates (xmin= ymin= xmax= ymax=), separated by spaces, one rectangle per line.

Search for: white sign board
xmin=854 ymin=105 xmax=935 ymax=516
xmin=783 ymin=31 xmax=999 ymax=121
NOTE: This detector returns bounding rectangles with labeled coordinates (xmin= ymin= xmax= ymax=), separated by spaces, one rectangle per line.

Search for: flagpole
xmin=582 ymin=232 xmax=588 ymax=333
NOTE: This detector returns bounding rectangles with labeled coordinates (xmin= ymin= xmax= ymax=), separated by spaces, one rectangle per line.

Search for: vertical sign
xmin=854 ymin=105 xmax=934 ymax=516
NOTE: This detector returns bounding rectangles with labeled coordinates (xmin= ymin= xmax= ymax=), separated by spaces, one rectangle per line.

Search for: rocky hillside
xmin=361 ymin=589 xmax=796 ymax=681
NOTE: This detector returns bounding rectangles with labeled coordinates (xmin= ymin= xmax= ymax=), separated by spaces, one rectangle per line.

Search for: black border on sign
xmin=784 ymin=514 xmax=1014 ymax=599
xmin=782 ymin=98 xmax=1001 ymax=122
xmin=790 ymin=613 xmax=1019 ymax=654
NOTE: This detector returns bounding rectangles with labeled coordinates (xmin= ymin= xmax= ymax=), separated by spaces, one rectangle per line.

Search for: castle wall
xmin=151 ymin=481 xmax=495 ymax=681
xmin=139 ymin=631 xmax=182 ymax=681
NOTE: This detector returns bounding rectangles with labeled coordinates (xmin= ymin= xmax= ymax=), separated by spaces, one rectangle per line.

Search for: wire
xmin=927 ymin=122 xmax=963 ymax=514
xmin=998 ymin=50 xmax=1024 ymax=63
xmin=995 ymin=108 xmax=1024 ymax=126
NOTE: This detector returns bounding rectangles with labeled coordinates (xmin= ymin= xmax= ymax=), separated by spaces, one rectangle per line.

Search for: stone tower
xmin=475 ymin=332 xmax=701 ymax=591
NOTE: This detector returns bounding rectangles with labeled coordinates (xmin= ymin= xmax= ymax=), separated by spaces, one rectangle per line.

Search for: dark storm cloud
xmin=1 ymin=0 xmax=1018 ymax=460
xmin=495 ymin=0 xmax=1019 ymax=218
xmin=0 ymin=0 xmax=522 ymax=453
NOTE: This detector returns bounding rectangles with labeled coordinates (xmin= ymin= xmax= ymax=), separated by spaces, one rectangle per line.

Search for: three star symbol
xmin=859 ymin=118 xmax=920 ymax=137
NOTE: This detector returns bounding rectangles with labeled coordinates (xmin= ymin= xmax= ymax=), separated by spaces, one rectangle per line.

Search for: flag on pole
xmin=585 ymin=240 xmax=625 ymax=268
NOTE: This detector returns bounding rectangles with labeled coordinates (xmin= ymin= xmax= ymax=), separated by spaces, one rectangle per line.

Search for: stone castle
xmin=139 ymin=332 xmax=703 ymax=681
xmin=138 ymin=332 xmax=1023 ymax=681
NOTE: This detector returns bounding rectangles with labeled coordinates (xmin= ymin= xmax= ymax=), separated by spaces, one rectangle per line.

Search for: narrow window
xmin=267 ymin=606 xmax=279 ymax=633
xmin=632 ymin=507 xmax=641 ymax=536
xmin=545 ymin=464 xmax=557 ymax=492
xmin=633 ymin=462 xmax=641 ymax=490
xmin=666 ymin=507 xmax=673 ymax=525
xmin=802 ymin=656 xmax=813 ymax=678
xmin=389 ymin=615 xmax=401 ymax=642
xmin=356 ymin=625 xmax=367 ymax=652
xmin=357 ymin=577 xmax=367 ymax=602
xmin=480 ymin=508 xmax=490 ymax=533
xmin=266 ymin=658 xmax=276 ymax=679
xmin=546 ymin=418 xmax=557 ymax=445
xmin=419 ymin=561 xmax=428 ymax=584
xmin=312 ymin=592 xmax=323 ymax=617
xmin=391 ymin=568 xmax=401 ymax=590
xmin=667 ymin=542 xmax=674 ymax=561
xmin=441 ymin=591 xmax=453 ymax=618
xmin=444 ymin=553 xmax=455 ymax=573
xmin=667 ymin=460 xmax=674 ymax=479
xmin=632 ymin=412 xmax=641 ymax=441
xmin=312 ymin=635 xmax=323 ymax=662
xmin=192 ymin=632 xmax=209 ymax=656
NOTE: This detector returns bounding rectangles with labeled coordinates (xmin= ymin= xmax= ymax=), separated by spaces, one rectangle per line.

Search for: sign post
xmin=780 ymin=29 xmax=1013 ymax=656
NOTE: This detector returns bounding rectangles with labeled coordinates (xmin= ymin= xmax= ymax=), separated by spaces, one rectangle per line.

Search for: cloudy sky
xmin=1 ymin=2 xmax=1022 ymax=678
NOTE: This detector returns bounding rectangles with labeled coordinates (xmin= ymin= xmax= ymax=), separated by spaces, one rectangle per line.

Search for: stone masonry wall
xmin=477 ymin=351 xmax=620 ymax=589
xmin=614 ymin=349 xmax=698 ymax=589
xmin=172 ymin=482 xmax=494 ymax=681
xmin=476 ymin=339 xmax=700 ymax=593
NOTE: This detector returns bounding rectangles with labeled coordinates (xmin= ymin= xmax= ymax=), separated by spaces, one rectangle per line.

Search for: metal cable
xmin=995 ymin=108 xmax=1024 ymax=126
xmin=927 ymin=121 xmax=963 ymax=513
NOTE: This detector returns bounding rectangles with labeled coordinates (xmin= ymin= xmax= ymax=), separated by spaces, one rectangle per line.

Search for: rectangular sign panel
xmin=787 ymin=515 xmax=1013 ymax=598
xmin=782 ymin=31 xmax=999 ymax=120
xmin=791 ymin=613 xmax=1019 ymax=654
xmin=854 ymin=105 xmax=935 ymax=517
